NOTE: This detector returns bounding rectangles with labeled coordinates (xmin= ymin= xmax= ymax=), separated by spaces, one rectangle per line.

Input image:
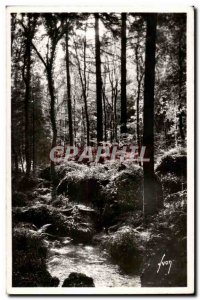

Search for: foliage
xmin=12 ymin=226 xmax=59 ymax=287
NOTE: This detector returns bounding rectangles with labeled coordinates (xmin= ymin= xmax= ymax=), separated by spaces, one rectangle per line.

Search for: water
xmin=47 ymin=241 xmax=141 ymax=287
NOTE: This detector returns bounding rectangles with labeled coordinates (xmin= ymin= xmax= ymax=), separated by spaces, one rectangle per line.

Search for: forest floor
xmin=12 ymin=147 xmax=187 ymax=287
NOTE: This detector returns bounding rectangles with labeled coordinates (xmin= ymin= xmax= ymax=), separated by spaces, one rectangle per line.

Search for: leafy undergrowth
xmin=12 ymin=147 xmax=187 ymax=287
xmin=141 ymin=190 xmax=187 ymax=287
xmin=141 ymin=147 xmax=187 ymax=287
xmin=99 ymin=226 xmax=145 ymax=274
xmin=12 ymin=226 xmax=59 ymax=287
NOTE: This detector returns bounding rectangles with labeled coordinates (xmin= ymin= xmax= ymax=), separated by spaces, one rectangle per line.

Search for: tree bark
xmin=143 ymin=14 xmax=157 ymax=217
xmin=66 ymin=28 xmax=73 ymax=146
xmin=24 ymin=37 xmax=31 ymax=175
xmin=94 ymin=13 xmax=103 ymax=143
xmin=120 ymin=13 xmax=127 ymax=134
xmin=47 ymin=69 xmax=57 ymax=181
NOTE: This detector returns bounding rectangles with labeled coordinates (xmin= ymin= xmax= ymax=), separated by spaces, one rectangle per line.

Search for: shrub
xmin=13 ymin=204 xmax=69 ymax=236
xmin=12 ymin=227 xmax=59 ymax=287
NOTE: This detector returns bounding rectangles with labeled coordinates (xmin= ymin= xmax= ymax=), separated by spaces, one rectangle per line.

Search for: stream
xmin=47 ymin=240 xmax=141 ymax=287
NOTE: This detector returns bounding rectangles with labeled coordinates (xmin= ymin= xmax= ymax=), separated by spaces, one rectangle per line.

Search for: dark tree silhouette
xmin=120 ymin=13 xmax=127 ymax=134
xmin=65 ymin=22 xmax=73 ymax=146
xmin=143 ymin=13 xmax=157 ymax=216
xmin=95 ymin=13 xmax=103 ymax=143
xmin=21 ymin=14 xmax=37 ymax=175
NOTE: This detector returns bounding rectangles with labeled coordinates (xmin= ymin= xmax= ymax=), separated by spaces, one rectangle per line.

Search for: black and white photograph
xmin=6 ymin=6 xmax=194 ymax=295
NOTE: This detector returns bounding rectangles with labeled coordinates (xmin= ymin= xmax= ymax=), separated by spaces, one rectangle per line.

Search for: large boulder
xmin=57 ymin=175 xmax=103 ymax=206
xmin=156 ymin=148 xmax=186 ymax=177
xmin=101 ymin=165 xmax=143 ymax=226
xmin=62 ymin=273 xmax=95 ymax=287
xmin=155 ymin=148 xmax=187 ymax=196
xmin=102 ymin=226 xmax=143 ymax=273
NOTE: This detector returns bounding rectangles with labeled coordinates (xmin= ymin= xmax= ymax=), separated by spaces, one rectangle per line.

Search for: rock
xmin=156 ymin=148 xmax=186 ymax=177
xmin=62 ymin=273 xmax=95 ymax=287
xmin=50 ymin=277 xmax=60 ymax=287
xmin=101 ymin=166 xmax=143 ymax=226
xmin=57 ymin=176 xmax=103 ymax=206
xmin=101 ymin=226 xmax=143 ymax=273
xmin=70 ymin=224 xmax=95 ymax=243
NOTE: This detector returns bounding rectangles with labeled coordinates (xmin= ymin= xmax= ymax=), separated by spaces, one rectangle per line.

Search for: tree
xmin=120 ymin=13 xmax=127 ymax=134
xmin=20 ymin=14 xmax=38 ymax=175
xmin=31 ymin=14 xmax=65 ymax=181
xmin=65 ymin=21 xmax=73 ymax=146
xmin=143 ymin=14 xmax=157 ymax=216
xmin=94 ymin=13 xmax=103 ymax=143
xmin=74 ymin=25 xmax=90 ymax=146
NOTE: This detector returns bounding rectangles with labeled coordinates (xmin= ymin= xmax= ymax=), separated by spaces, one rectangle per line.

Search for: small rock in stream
xmin=62 ymin=272 xmax=95 ymax=287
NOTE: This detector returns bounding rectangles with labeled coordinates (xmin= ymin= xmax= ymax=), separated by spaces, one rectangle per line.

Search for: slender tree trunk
xmin=114 ymin=88 xmax=118 ymax=141
xmin=143 ymin=14 xmax=157 ymax=217
xmin=102 ymin=86 xmax=107 ymax=142
xmin=82 ymin=107 xmax=86 ymax=143
xmin=74 ymin=39 xmax=90 ymax=145
xmin=73 ymin=96 xmax=76 ymax=144
xmin=66 ymin=28 xmax=73 ymax=146
xmin=83 ymin=38 xmax=90 ymax=145
xmin=24 ymin=39 xmax=31 ymax=175
xmin=120 ymin=13 xmax=127 ymax=134
xmin=47 ymin=69 xmax=57 ymax=182
xmin=94 ymin=13 xmax=103 ymax=143
xmin=135 ymin=40 xmax=142 ymax=148
xmin=32 ymin=93 xmax=36 ymax=174
xmin=136 ymin=80 xmax=141 ymax=146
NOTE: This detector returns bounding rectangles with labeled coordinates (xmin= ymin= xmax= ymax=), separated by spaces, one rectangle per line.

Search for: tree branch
xmin=31 ymin=41 xmax=47 ymax=69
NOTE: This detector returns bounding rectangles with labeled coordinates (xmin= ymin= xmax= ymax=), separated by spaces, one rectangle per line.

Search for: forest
xmin=11 ymin=12 xmax=187 ymax=288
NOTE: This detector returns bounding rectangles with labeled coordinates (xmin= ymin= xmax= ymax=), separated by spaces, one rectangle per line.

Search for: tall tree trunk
xmin=47 ymin=69 xmax=57 ymax=182
xmin=114 ymin=85 xmax=118 ymax=141
xmin=74 ymin=38 xmax=90 ymax=145
xmin=32 ymin=93 xmax=36 ymax=174
xmin=143 ymin=14 xmax=157 ymax=217
xmin=136 ymin=80 xmax=141 ymax=146
xmin=120 ymin=13 xmax=127 ymax=134
xmin=135 ymin=40 xmax=142 ymax=148
xmin=24 ymin=39 xmax=31 ymax=175
xmin=94 ymin=13 xmax=103 ymax=143
xmin=102 ymin=86 xmax=107 ymax=142
xmin=66 ymin=28 xmax=73 ymax=146
xmin=83 ymin=37 xmax=90 ymax=145
xmin=73 ymin=96 xmax=76 ymax=144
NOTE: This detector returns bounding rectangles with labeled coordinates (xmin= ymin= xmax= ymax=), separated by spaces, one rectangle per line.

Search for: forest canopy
xmin=11 ymin=12 xmax=186 ymax=170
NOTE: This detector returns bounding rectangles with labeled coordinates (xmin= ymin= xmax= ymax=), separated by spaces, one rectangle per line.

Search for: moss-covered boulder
xmin=101 ymin=226 xmax=143 ymax=273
